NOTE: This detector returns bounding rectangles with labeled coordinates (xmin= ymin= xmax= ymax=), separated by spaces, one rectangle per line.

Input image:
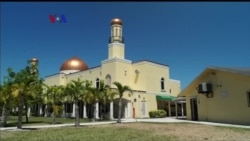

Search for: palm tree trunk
xmin=1 ymin=104 xmax=7 ymax=127
xmin=92 ymin=102 xmax=96 ymax=122
xmin=17 ymin=94 xmax=24 ymax=129
xmin=75 ymin=100 xmax=80 ymax=126
xmin=64 ymin=103 xmax=67 ymax=118
xmin=51 ymin=104 xmax=56 ymax=124
xmin=117 ymin=98 xmax=122 ymax=123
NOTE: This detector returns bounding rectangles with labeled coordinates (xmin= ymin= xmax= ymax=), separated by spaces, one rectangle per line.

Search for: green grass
xmin=1 ymin=122 xmax=250 ymax=141
xmin=4 ymin=116 xmax=102 ymax=127
xmin=141 ymin=122 xmax=250 ymax=130
xmin=0 ymin=124 xmax=172 ymax=141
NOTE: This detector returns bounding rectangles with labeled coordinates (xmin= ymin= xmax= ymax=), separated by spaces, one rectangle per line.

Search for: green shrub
xmin=149 ymin=110 xmax=167 ymax=118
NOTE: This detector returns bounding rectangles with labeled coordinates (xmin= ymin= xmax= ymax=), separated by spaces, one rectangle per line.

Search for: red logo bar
xmin=49 ymin=15 xmax=55 ymax=23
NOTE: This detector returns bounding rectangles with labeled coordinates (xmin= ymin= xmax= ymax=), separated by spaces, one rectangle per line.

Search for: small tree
xmin=64 ymin=78 xmax=86 ymax=127
xmin=7 ymin=58 xmax=40 ymax=129
xmin=113 ymin=82 xmax=133 ymax=123
xmin=43 ymin=85 xmax=65 ymax=124
xmin=98 ymin=80 xmax=116 ymax=120
xmin=0 ymin=82 xmax=15 ymax=127
xmin=85 ymin=86 xmax=99 ymax=122
xmin=23 ymin=78 xmax=43 ymax=123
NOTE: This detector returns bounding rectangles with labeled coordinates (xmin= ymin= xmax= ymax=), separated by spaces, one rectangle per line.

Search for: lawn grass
xmin=0 ymin=124 xmax=172 ymax=141
xmin=141 ymin=121 xmax=250 ymax=131
xmin=1 ymin=122 xmax=250 ymax=141
xmin=4 ymin=116 xmax=99 ymax=127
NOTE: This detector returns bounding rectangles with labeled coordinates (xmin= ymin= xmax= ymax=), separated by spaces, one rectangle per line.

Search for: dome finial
xmin=30 ymin=58 xmax=38 ymax=62
xmin=111 ymin=18 xmax=122 ymax=25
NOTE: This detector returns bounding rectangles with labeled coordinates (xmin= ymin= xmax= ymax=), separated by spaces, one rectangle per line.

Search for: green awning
xmin=156 ymin=95 xmax=176 ymax=101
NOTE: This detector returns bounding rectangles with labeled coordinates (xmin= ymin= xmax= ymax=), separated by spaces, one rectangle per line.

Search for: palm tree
xmin=43 ymin=84 xmax=65 ymax=124
xmin=28 ymin=79 xmax=43 ymax=117
xmin=81 ymin=80 xmax=92 ymax=119
xmin=0 ymin=82 xmax=14 ymax=127
xmin=98 ymin=80 xmax=116 ymax=120
xmin=11 ymin=82 xmax=25 ymax=129
xmin=82 ymin=79 xmax=112 ymax=122
xmin=85 ymin=86 xmax=99 ymax=122
xmin=6 ymin=58 xmax=40 ymax=129
xmin=64 ymin=78 xmax=86 ymax=127
xmin=113 ymin=81 xmax=133 ymax=123
xmin=23 ymin=78 xmax=43 ymax=123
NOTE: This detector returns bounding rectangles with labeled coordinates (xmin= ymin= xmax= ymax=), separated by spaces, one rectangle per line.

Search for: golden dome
xmin=111 ymin=18 xmax=122 ymax=25
xmin=60 ymin=57 xmax=88 ymax=71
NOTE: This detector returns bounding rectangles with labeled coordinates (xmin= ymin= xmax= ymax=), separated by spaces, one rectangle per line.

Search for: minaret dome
xmin=111 ymin=18 xmax=122 ymax=25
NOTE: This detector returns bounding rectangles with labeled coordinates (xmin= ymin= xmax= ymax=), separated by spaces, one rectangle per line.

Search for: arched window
xmin=105 ymin=74 xmax=111 ymax=86
xmin=96 ymin=78 xmax=100 ymax=89
xmin=161 ymin=77 xmax=165 ymax=91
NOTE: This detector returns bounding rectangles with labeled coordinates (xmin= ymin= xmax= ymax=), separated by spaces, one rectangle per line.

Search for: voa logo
xmin=49 ymin=14 xmax=67 ymax=23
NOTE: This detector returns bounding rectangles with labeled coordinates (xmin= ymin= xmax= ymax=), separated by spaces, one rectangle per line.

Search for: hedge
xmin=149 ymin=110 xmax=167 ymax=118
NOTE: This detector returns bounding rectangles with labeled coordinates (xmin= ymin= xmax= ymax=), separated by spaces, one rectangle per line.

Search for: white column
xmin=27 ymin=107 xmax=31 ymax=117
xmin=175 ymin=102 xmax=178 ymax=119
xmin=39 ymin=104 xmax=43 ymax=116
xmin=95 ymin=102 xmax=99 ymax=119
xmin=181 ymin=102 xmax=184 ymax=117
xmin=127 ymin=102 xmax=131 ymax=118
xmin=83 ymin=103 xmax=87 ymax=118
xmin=110 ymin=101 xmax=113 ymax=120
xmin=125 ymin=104 xmax=128 ymax=118
xmin=44 ymin=104 xmax=47 ymax=117
xmin=61 ymin=104 xmax=65 ymax=118
xmin=72 ymin=103 xmax=75 ymax=117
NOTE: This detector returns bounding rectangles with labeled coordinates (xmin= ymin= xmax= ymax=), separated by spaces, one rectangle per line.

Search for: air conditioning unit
xmin=198 ymin=82 xmax=213 ymax=94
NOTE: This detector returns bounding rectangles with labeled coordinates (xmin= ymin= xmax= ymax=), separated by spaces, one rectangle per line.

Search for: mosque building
xmin=43 ymin=18 xmax=181 ymax=119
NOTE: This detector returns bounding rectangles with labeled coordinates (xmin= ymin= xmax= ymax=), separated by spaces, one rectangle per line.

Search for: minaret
xmin=108 ymin=18 xmax=125 ymax=59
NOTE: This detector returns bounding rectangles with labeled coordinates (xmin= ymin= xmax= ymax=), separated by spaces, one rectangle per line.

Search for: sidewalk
xmin=0 ymin=121 xmax=117 ymax=131
xmin=133 ymin=117 xmax=250 ymax=129
xmin=1 ymin=117 xmax=250 ymax=131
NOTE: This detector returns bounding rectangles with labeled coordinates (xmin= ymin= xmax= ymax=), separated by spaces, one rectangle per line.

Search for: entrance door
xmin=141 ymin=101 xmax=146 ymax=117
xmin=190 ymin=98 xmax=198 ymax=121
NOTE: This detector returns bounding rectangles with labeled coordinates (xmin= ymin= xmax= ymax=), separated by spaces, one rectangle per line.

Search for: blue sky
xmin=1 ymin=2 xmax=250 ymax=90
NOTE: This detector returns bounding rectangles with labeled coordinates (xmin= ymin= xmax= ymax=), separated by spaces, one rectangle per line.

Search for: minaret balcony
xmin=109 ymin=37 xmax=124 ymax=43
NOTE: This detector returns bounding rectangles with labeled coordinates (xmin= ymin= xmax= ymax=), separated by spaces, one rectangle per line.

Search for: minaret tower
xmin=108 ymin=18 xmax=125 ymax=59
